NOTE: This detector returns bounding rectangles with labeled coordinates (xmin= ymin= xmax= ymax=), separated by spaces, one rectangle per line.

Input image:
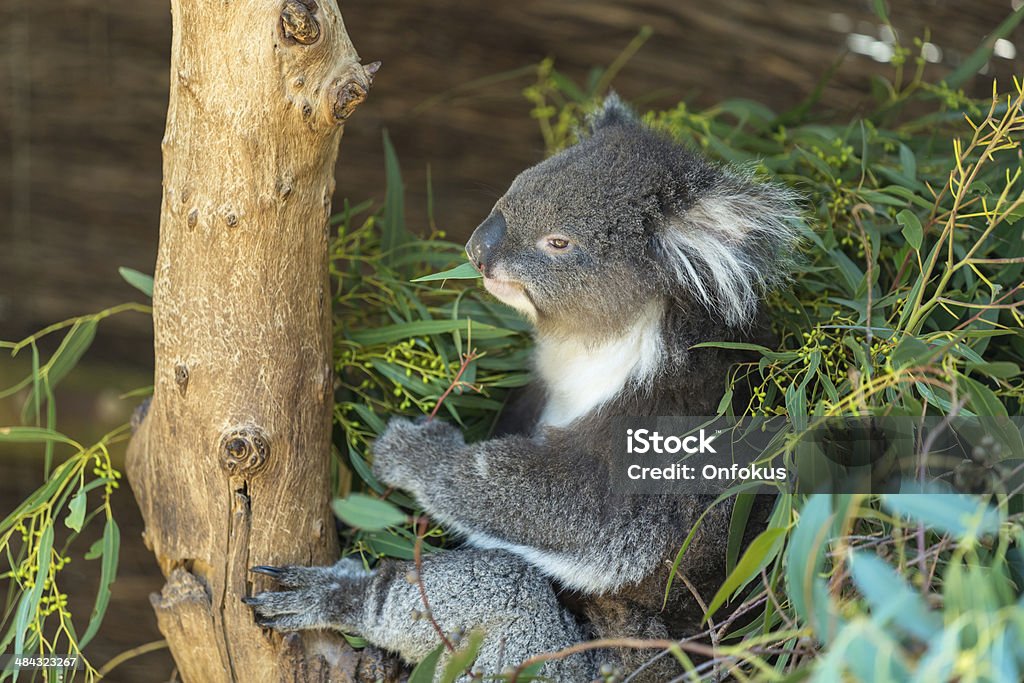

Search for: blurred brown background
xmin=1 ymin=1 xmax=1022 ymax=680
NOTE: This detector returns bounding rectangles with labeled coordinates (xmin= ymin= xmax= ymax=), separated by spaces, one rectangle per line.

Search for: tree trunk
xmin=126 ymin=1 xmax=376 ymax=680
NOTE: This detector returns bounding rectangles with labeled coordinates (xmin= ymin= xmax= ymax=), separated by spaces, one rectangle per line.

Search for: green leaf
xmin=896 ymin=209 xmax=923 ymax=251
xmin=411 ymin=262 xmax=482 ymax=283
xmin=842 ymin=629 xmax=911 ymax=682
xmin=342 ymin=633 xmax=368 ymax=648
xmin=785 ymin=384 xmax=808 ymax=432
xmin=363 ymin=530 xmax=418 ymax=560
xmin=830 ymin=250 xmax=865 ymax=295
xmin=0 ymin=461 xmax=79 ymax=535
xmin=14 ymin=524 xmax=53 ymax=657
xmin=381 ymin=130 xmax=408 ymax=266
xmin=786 ymin=495 xmax=834 ymax=628
xmin=910 ymin=626 xmax=960 ymax=683
xmin=332 ymin=493 xmax=408 ymax=530
xmin=0 ymin=426 xmax=80 ymax=447
xmin=118 ymin=267 xmax=154 ymax=297
xmin=962 ymin=376 xmax=1009 ymax=417
xmin=891 ymin=335 xmax=931 ymax=369
xmin=872 ymin=0 xmax=890 ymax=23
xmin=898 ymin=144 xmax=917 ymax=181
xmin=848 ymin=550 xmax=942 ymax=641
xmin=47 ymin=320 xmax=98 ymax=386
xmin=84 ymin=537 xmax=105 ymax=560
xmin=408 ymin=643 xmax=444 ymax=683
xmin=349 ymin=319 xmax=517 ymax=346
xmin=514 ymin=661 xmax=547 ymax=681
xmin=22 ymin=319 xmax=97 ymax=423
xmin=440 ymin=630 xmax=484 ymax=683
xmin=690 ymin=340 xmax=799 ymax=361
xmin=705 ymin=527 xmax=787 ymax=621
xmin=726 ymin=494 xmax=755 ymax=574
xmin=79 ymin=516 xmax=119 ymax=648
xmin=662 ymin=491 xmax=748 ymax=608
xmin=65 ymin=489 xmax=87 ymax=533
xmin=882 ymin=487 xmax=1001 ymax=537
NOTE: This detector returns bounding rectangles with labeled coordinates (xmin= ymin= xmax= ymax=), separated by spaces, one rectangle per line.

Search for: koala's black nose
xmin=466 ymin=212 xmax=506 ymax=274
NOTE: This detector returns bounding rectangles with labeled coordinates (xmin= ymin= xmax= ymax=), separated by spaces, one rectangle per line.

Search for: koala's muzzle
xmin=466 ymin=213 xmax=506 ymax=275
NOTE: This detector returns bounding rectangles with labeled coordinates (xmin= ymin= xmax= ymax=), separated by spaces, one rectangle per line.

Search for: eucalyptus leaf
xmin=332 ymin=493 xmax=408 ymax=530
xmin=411 ymin=262 xmax=482 ymax=282
xmin=896 ymin=210 xmax=923 ymax=251
xmin=64 ymin=489 xmax=87 ymax=532
xmin=118 ymin=266 xmax=154 ymax=297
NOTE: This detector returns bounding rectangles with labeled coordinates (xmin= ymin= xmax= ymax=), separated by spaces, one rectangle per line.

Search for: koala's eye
xmin=543 ymin=236 xmax=572 ymax=251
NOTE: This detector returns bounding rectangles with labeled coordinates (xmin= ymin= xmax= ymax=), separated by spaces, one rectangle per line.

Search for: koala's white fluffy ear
xmin=588 ymin=91 xmax=637 ymax=132
xmin=654 ymin=172 xmax=801 ymax=327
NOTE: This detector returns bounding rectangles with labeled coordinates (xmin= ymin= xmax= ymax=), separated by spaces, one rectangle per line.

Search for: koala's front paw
xmin=371 ymin=416 xmax=464 ymax=490
xmin=244 ymin=558 xmax=372 ymax=633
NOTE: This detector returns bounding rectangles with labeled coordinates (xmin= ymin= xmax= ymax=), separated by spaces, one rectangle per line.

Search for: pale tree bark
xmin=126 ymin=1 xmax=378 ymax=680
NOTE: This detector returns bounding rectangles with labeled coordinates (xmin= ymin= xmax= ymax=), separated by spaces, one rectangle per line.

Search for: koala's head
xmin=466 ymin=94 xmax=800 ymax=340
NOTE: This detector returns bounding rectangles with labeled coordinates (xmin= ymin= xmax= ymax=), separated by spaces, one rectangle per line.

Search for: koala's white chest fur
xmin=536 ymin=301 xmax=664 ymax=428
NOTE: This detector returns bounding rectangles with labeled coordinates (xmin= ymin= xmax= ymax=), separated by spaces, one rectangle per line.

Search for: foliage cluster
xmin=0 ymin=304 xmax=148 ymax=681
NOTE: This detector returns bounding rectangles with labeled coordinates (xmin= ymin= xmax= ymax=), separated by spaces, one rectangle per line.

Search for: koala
xmin=246 ymin=94 xmax=800 ymax=681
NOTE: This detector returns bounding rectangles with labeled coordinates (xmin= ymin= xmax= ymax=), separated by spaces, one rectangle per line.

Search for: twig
xmin=427 ymin=348 xmax=482 ymax=421
xmin=678 ymin=575 xmax=719 ymax=680
xmin=623 ymin=594 xmax=768 ymax=683
xmin=761 ymin=567 xmax=797 ymax=631
xmin=97 ymin=639 xmax=168 ymax=678
xmin=413 ymin=516 xmax=454 ymax=652
xmin=508 ymin=637 xmax=719 ymax=683
xmin=714 ymin=593 xmax=769 ymax=643
xmin=851 ymin=203 xmax=876 ymax=346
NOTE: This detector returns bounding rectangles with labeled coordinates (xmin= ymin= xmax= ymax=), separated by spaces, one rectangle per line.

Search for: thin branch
xmin=427 ymin=348 xmax=482 ymax=421
xmin=413 ymin=516 xmax=454 ymax=652
xmin=508 ymin=637 xmax=720 ymax=683
xmin=97 ymin=639 xmax=169 ymax=679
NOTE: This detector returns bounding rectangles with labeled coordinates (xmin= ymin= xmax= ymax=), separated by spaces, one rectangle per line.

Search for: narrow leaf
xmin=0 ymin=426 xmax=80 ymax=447
xmin=409 ymin=643 xmax=444 ymax=683
xmin=705 ymin=527 xmax=787 ymax=621
xmin=848 ymin=550 xmax=942 ymax=641
xmin=118 ymin=267 xmax=154 ymax=297
xmin=440 ymin=630 xmax=484 ymax=683
xmin=411 ymin=262 xmax=482 ymax=283
xmin=79 ymin=516 xmax=120 ymax=648
xmin=882 ymin=486 xmax=1001 ymax=537
xmin=382 ymin=130 xmax=408 ymax=265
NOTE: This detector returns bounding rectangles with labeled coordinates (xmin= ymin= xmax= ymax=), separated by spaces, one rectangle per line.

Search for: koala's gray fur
xmin=247 ymin=93 xmax=800 ymax=681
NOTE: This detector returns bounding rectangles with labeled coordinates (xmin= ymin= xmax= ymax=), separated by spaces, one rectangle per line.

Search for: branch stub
xmin=219 ymin=426 xmax=270 ymax=475
xmin=281 ymin=0 xmax=321 ymax=45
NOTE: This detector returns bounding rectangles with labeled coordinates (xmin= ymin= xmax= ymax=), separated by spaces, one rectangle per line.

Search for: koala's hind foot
xmin=246 ymin=549 xmax=597 ymax=682
xmin=245 ymin=557 xmax=373 ymax=632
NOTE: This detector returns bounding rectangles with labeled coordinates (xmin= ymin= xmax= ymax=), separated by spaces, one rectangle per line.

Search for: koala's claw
xmin=248 ymin=564 xmax=320 ymax=589
xmin=245 ymin=559 xmax=373 ymax=633
xmin=250 ymin=565 xmax=284 ymax=578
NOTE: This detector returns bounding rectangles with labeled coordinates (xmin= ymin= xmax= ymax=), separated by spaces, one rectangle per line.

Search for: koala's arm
xmin=373 ymin=418 xmax=675 ymax=591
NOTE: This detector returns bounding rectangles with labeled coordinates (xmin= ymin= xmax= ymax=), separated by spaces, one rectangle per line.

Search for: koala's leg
xmin=246 ymin=549 xmax=596 ymax=681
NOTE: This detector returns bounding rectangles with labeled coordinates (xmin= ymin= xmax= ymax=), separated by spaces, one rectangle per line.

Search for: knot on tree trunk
xmin=281 ymin=0 xmax=321 ymax=45
xmin=329 ymin=61 xmax=380 ymax=123
xmin=219 ymin=426 xmax=271 ymax=475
